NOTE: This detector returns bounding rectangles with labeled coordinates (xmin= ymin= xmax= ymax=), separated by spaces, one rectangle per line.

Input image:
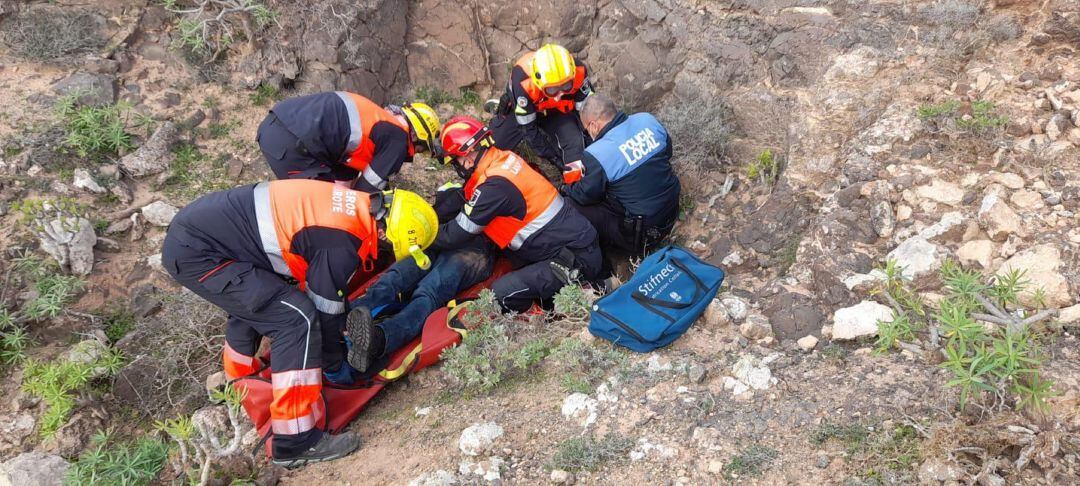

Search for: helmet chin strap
xmin=454 ymin=146 xmax=486 ymax=180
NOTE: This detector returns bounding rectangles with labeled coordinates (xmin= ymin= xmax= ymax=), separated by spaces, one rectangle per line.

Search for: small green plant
xmin=206 ymin=120 xmax=239 ymax=139
xmin=745 ymin=149 xmax=780 ymax=185
xmin=957 ymin=100 xmax=1008 ymax=133
xmin=916 ymin=99 xmax=1007 ymax=136
xmin=917 ymin=100 xmax=962 ymax=119
xmin=552 ymin=284 xmax=596 ymax=324
xmin=811 ymin=421 xmax=922 ymax=480
xmin=414 ymin=87 xmax=482 ymax=109
xmin=66 ymin=431 xmax=169 ymax=486
xmin=677 ymin=191 xmax=696 ymax=221
xmin=875 ymin=259 xmax=1056 ymax=413
xmin=167 ymin=0 xmax=276 ymax=62
xmin=440 ymin=291 xmax=550 ymax=395
xmin=0 ymin=309 xmax=32 ymax=366
xmin=723 ymin=445 xmax=778 ymax=479
xmin=157 ymin=383 xmax=249 ymax=485
xmin=250 ymin=83 xmax=281 ymax=107
xmin=103 ymin=309 xmax=137 ymax=342
xmin=810 ymin=421 xmax=871 ymax=453
xmin=55 ymin=96 xmax=136 ymax=160
xmin=550 ymin=433 xmax=632 ymax=472
xmin=22 ymin=346 xmax=126 ymax=438
xmin=25 ymin=274 xmax=85 ymax=319
xmin=549 ymin=338 xmax=627 ymax=392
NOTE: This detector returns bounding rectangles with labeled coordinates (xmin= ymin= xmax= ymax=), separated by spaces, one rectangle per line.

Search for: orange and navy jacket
xmin=269 ymin=92 xmax=413 ymax=192
xmin=434 ymin=148 xmax=597 ymax=263
xmin=168 ymin=180 xmax=378 ymax=317
xmin=505 ymin=52 xmax=592 ymax=164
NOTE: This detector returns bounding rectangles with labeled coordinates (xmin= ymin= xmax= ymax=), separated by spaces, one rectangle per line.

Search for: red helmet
xmin=440 ymin=116 xmax=490 ymax=164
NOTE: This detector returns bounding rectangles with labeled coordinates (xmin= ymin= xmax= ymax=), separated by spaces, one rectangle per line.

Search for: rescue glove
xmin=548 ymin=247 xmax=581 ymax=286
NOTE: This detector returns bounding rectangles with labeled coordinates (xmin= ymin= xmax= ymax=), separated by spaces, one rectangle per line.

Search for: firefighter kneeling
xmin=161 ymin=180 xmax=437 ymax=468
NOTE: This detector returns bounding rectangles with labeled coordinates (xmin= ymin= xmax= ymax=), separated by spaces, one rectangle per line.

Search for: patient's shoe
xmin=346 ymin=306 xmax=384 ymax=373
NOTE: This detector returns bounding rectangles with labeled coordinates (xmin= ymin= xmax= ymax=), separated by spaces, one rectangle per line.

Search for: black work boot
xmin=346 ymin=306 xmax=378 ymax=373
xmin=271 ymin=431 xmax=360 ymax=469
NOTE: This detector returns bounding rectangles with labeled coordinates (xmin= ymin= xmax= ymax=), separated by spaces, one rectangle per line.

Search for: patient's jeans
xmin=350 ymin=249 xmax=494 ymax=357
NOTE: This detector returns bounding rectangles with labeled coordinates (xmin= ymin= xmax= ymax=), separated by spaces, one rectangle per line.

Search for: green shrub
xmin=22 ymin=346 xmax=126 ymax=438
xmin=66 ymin=431 xmax=169 ymax=486
xmin=55 ymin=97 xmax=136 ymax=160
xmin=103 ymin=308 xmax=137 ymax=343
xmin=250 ymin=83 xmax=282 ymax=107
xmin=552 ymin=284 xmax=596 ymax=323
xmin=723 ymin=445 xmax=778 ymax=479
xmin=440 ymin=290 xmax=549 ymax=395
xmin=875 ymin=259 xmax=1055 ymax=412
xmin=0 ymin=309 xmax=31 ymax=367
xmin=548 ymin=338 xmax=627 ymax=393
xmin=810 ymin=421 xmax=921 ymax=481
xmin=956 ymin=100 xmax=1008 ymax=134
xmin=550 ymin=433 xmax=632 ymax=472
xmin=745 ymin=149 xmax=780 ymax=185
xmin=414 ymin=87 xmax=482 ymax=109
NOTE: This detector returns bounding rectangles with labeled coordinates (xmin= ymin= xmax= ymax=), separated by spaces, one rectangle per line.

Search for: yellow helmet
xmin=381 ymin=189 xmax=438 ymax=270
xmin=531 ymin=44 xmax=576 ymax=91
xmin=402 ymin=102 xmax=442 ymax=156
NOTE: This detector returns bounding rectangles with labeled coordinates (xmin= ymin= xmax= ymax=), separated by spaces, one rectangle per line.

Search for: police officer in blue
xmin=560 ymin=93 xmax=681 ymax=263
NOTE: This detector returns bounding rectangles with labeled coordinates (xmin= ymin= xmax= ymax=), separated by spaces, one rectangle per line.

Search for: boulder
xmin=978 ymin=194 xmax=1023 ymax=241
xmin=914 ymin=180 xmax=965 ymax=206
xmin=886 ymin=237 xmax=941 ymax=279
xmin=957 ymin=240 xmax=994 ymax=269
xmin=37 ymin=215 xmax=96 ymax=276
xmin=141 ymin=201 xmax=179 ymax=227
xmin=120 ymin=122 xmax=177 ymax=177
xmin=0 ymin=452 xmax=70 ymax=486
xmin=703 ymin=299 xmax=731 ymax=327
xmin=998 ymin=245 xmax=1073 ymax=307
xmin=832 ymin=301 xmax=893 ymax=340
xmin=458 ymin=422 xmax=503 ymax=456
xmin=51 ymin=72 xmax=117 ymax=106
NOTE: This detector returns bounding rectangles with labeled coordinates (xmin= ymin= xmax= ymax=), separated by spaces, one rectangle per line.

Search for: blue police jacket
xmin=563 ymin=111 xmax=681 ymax=228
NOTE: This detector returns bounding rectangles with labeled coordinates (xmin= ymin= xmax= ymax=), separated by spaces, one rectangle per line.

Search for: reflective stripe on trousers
xmin=223 ymin=342 xmax=259 ymax=379
xmin=252 ymin=182 xmax=292 ymax=276
xmin=269 ymin=368 xmax=324 ymax=435
xmin=335 ymin=91 xmax=363 ymax=155
xmin=509 ymin=195 xmax=565 ymax=250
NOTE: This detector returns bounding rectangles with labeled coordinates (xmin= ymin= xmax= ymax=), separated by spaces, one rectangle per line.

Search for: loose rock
xmin=978 ymin=194 xmax=1023 ymax=242
xmin=832 ymin=301 xmax=893 ymax=340
xmin=914 ymin=180 xmax=965 ymax=206
xmin=886 ymin=237 xmax=940 ymax=279
xmin=37 ymin=216 xmax=97 ymax=276
xmin=739 ymin=314 xmax=773 ymax=340
xmin=51 ymin=72 xmax=117 ymax=106
xmin=72 ymin=169 xmax=106 ymax=194
xmin=870 ymin=200 xmax=895 ymax=238
xmin=141 ymin=201 xmax=179 ymax=227
xmin=957 ymin=240 xmax=994 ymax=269
xmin=459 ymin=422 xmax=503 ymax=456
xmin=0 ymin=452 xmax=70 ymax=486
xmin=797 ymin=335 xmax=819 ymax=351
xmin=998 ymin=245 xmax=1073 ymax=307
xmin=120 ymin=122 xmax=178 ymax=176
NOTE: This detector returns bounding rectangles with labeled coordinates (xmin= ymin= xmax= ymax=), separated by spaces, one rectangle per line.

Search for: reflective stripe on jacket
xmin=333 ymin=92 xmax=414 ymax=173
xmin=252 ymin=180 xmax=378 ymax=289
xmin=463 ymin=149 xmax=563 ymax=250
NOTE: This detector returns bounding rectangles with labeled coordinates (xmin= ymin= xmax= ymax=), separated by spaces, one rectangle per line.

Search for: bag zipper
xmin=594 ymin=308 xmax=648 ymax=342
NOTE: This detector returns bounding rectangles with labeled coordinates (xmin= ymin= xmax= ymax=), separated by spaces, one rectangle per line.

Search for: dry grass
xmin=0 ymin=9 xmax=104 ymax=61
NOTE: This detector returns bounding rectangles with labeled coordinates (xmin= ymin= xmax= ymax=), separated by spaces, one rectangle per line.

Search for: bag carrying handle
xmin=630 ymin=257 xmax=706 ymax=310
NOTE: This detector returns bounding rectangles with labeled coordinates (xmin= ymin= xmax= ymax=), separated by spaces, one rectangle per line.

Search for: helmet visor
xmin=543 ymin=80 xmax=574 ymax=97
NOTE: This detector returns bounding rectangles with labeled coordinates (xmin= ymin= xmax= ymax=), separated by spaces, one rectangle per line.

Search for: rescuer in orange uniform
xmin=257 ymin=92 xmax=441 ymax=192
xmin=161 ymin=180 xmax=437 ymax=468
xmin=486 ymin=44 xmax=594 ymax=170
xmin=430 ymin=116 xmax=601 ymax=312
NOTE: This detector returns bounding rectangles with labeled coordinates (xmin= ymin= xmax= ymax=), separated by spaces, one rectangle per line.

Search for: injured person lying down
xmin=329 ymin=246 xmax=495 ymax=382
